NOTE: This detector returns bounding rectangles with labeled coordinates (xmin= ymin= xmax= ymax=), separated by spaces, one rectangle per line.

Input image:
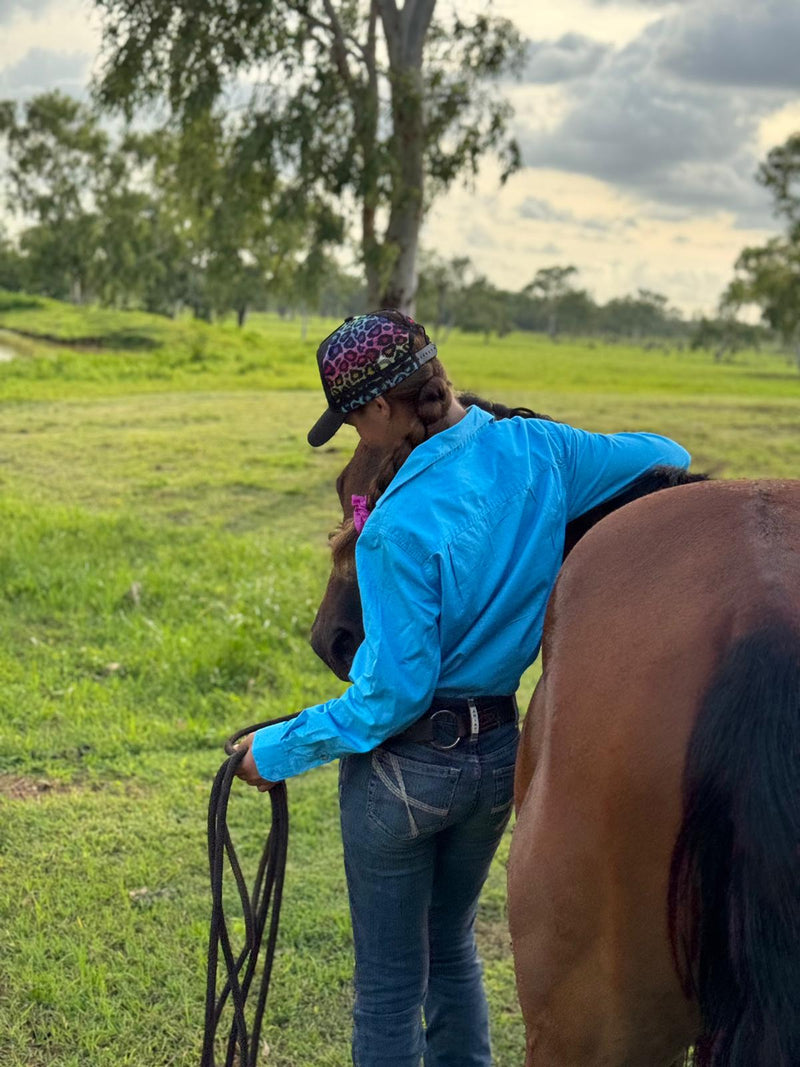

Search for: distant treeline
xmin=0 ymin=91 xmax=784 ymax=362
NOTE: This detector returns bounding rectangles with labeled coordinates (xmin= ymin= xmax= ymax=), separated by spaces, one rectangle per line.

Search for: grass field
xmin=0 ymin=293 xmax=798 ymax=1066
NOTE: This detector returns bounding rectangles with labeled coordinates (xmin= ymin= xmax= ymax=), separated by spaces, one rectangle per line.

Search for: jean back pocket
xmin=367 ymin=748 xmax=461 ymax=841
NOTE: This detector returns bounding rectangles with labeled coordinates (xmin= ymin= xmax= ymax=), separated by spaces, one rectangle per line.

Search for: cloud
xmin=520 ymin=33 xmax=611 ymax=84
xmin=0 ymin=47 xmax=90 ymax=96
xmin=528 ymin=242 xmax=564 ymax=255
xmin=519 ymin=196 xmax=641 ymax=234
xmin=519 ymin=197 xmax=576 ymax=222
xmin=0 ymin=0 xmax=54 ymax=25
xmin=515 ymin=7 xmax=790 ymax=227
xmin=657 ymin=0 xmax=800 ymax=89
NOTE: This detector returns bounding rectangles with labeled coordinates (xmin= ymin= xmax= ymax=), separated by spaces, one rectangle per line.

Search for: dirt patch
xmin=476 ymin=914 xmax=513 ymax=962
xmin=0 ymin=775 xmax=66 ymax=800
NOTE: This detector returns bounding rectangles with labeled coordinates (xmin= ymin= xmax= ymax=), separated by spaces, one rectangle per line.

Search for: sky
xmin=0 ymin=0 xmax=799 ymax=315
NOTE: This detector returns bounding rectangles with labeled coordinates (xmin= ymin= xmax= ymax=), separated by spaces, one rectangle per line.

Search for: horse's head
xmin=310 ymin=441 xmax=381 ymax=680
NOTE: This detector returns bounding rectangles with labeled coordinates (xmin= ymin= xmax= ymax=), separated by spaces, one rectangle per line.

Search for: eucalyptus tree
xmin=92 ymin=0 xmax=525 ymax=313
xmin=523 ymin=265 xmax=578 ymax=338
xmin=0 ymin=91 xmax=108 ymax=302
xmin=723 ymin=133 xmax=800 ymax=370
xmin=0 ymin=227 xmax=27 ymax=292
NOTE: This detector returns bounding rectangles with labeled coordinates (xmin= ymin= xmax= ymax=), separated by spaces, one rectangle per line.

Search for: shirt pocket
xmin=367 ymin=748 xmax=461 ymax=842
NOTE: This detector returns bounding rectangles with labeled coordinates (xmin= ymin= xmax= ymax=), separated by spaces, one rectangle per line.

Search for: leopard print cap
xmin=317 ymin=313 xmax=437 ymax=414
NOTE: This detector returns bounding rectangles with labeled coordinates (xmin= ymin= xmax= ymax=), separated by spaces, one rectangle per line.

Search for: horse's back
xmin=509 ymin=480 xmax=800 ymax=1067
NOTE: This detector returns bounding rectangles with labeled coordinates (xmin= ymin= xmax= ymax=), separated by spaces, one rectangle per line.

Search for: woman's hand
xmin=233 ymin=733 xmax=278 ymax=792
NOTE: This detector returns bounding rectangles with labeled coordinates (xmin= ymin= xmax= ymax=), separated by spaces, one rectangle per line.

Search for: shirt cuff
xmin=251 ymin=719 xmax=296 ymax=782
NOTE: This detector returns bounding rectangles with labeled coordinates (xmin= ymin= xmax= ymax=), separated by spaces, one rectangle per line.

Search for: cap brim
xmin=307 ymin=408 xmax=345 ymax=447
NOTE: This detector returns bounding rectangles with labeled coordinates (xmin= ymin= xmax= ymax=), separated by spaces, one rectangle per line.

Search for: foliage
xmin=757 ymin=132 xmax=800 ymax=229
xmin=92 ymin=0 xmax=525 ymax=311
xmin=723 ymin=132 xmax=800 ymax=369
xmin=0 ymin=93 xmax=340 ymax=323
xmin=0 ymin=227 xmax=28 ymax=292
xmin=690 ymin=316 xmax=769 ymax=363
xmin=723 ymin=239 xmax=800 ymax=367
xmin=0 ymin=92 xmax=108 ymax=302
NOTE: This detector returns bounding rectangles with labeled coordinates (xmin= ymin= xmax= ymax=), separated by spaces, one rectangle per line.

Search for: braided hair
xmin=366 ymin=310 xmax=455 ymax=509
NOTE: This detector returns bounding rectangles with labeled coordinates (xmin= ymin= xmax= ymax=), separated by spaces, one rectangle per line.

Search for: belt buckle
xmin=429 ymin=709 xmax=462 ymax=750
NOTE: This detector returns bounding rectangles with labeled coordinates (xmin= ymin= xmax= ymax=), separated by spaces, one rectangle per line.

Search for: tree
xmin=0 ymin=92 xmax=108 ymax=302
xmin=757 ymin=132 xmax=800 ymax=231
xmin=415 ymin=253 xmax=470 ymax=334
xmin=523 ymin=265 xmax=578 ymax=338
xmin=689 ymin=315 xmax=767 ymax=363
xmin=598 ymin=289 xmax=681 ymax=340
xmin=453 ymin=267 xmax=511 ymax=342
xmin=722 ymin=240 xmax=800 ymax=368
xmin=723 ymin=133 xmax=800 ymax=370
xmin=0 ymin=227 xmax=28 ymax=292
xmin=92 ymin=0 xmax=525 ymax=313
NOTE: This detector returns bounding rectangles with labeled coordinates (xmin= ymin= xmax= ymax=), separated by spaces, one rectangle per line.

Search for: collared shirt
xmin=252 ymin=407 xmax=690 ymax=781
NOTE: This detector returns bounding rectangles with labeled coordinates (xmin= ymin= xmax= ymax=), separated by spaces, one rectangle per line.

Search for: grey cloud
xmin=657 ymin=0 xmax=800 ymax=89
xmin=0 ymin=0 xmax=54 ymax=25
xmin=519 ymin=197 xmax=642 ymax=233
xmin=519 ymin=197 xmax=575 ymax=222
xmin=520 ymin=33 xmax=611 ymax=84
xmin=528 ymin=242 xmax=564 ymax=255
xmin=0 ymin=48 xmax=90 ymax=95
xmin=517 ymin=10 xmax=787 ymax=227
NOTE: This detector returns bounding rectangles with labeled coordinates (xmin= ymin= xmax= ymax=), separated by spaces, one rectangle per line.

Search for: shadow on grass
xmin=0 ymin=295 xmax=44 ymax=312
xmin=0 ymin=325 xmax=160 ymax=351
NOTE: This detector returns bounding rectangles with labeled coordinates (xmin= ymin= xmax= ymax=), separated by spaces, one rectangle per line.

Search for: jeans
xmin=339 ymin=722 xmax=519 ymax=1067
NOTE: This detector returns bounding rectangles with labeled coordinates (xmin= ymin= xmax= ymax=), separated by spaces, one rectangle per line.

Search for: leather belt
xmin=393 ymin=695 xmax=518 ymax=750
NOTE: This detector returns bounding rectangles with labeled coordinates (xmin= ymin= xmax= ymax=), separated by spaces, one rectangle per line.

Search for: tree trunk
xmin=361 ymin=2 xmax=382 ymax=309
xmin=236 ymin=304 xmax=247 ymax=328
xmin=378 ymin=0 xmax=435 ymax=315
xmin=380 ymin=73 xmax=424 ymax=314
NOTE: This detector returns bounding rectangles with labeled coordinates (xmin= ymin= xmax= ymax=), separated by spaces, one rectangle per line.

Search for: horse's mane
xmin=457 ymin=392 xmax=708 ymax=559
xmin=457 ymin=392 xmax=554 ymax=423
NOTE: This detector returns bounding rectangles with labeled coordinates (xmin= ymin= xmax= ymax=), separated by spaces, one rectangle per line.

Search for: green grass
xmin=0 ymin=292 xmax=798 ymax=1065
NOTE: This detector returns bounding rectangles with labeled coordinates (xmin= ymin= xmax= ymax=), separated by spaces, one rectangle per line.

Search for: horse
xmin=507 ymin=476 xmax=800 ymax=1067
xmin=309 ymin=396 xmax=800 ymax=1065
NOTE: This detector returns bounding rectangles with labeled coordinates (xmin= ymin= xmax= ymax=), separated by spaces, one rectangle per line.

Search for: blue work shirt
xmin=252 ymin=406 xmax=690 ymax=781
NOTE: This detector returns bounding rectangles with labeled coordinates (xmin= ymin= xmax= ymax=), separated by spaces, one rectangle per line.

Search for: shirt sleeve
xmin=251 ymin=515 xmax=441 ymax=782
xmin=543 ymin=422 xmax=691 ymax=522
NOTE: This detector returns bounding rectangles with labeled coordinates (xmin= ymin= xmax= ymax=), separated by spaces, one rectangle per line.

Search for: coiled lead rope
xmin=201 ymin=715 xmax=297 ymax=1067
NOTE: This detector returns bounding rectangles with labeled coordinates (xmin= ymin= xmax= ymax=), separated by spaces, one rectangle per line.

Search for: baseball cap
xmin=307 ymin=312 xmax=438 ymax=447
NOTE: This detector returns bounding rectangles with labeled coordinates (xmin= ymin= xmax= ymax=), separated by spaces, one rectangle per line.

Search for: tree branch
xmin=319 ymin=0 xmax=361 ymax=103
xmin=403 ymin=0 xmax=436 ymax=65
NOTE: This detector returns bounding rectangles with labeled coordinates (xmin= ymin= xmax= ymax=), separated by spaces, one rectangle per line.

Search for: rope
xmin=201 ymin=715 xmax=297 ymax=1067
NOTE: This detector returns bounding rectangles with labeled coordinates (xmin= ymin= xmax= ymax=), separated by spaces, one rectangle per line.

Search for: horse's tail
xmin=668 ymin=623 xmax=800 ymax=1067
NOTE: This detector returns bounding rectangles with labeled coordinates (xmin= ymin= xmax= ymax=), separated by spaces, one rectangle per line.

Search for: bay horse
xmin=310 ymin=398 xmax=800 ymax=1066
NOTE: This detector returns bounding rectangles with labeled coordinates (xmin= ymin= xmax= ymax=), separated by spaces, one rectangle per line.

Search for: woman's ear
xmin=371 ymin=395 xmax=392 ymax=421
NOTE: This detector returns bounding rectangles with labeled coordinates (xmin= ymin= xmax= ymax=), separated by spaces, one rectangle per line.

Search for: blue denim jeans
xmin=338 ymin=722 xmax=519 ymax=1067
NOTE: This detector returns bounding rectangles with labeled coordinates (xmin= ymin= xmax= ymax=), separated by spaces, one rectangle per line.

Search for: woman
xmin=236 ymin=310 xmax=691 ymax=1066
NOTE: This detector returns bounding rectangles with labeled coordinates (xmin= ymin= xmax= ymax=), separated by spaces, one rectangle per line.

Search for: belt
xmin=393 ymin=695 xmax=518 ymax=750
